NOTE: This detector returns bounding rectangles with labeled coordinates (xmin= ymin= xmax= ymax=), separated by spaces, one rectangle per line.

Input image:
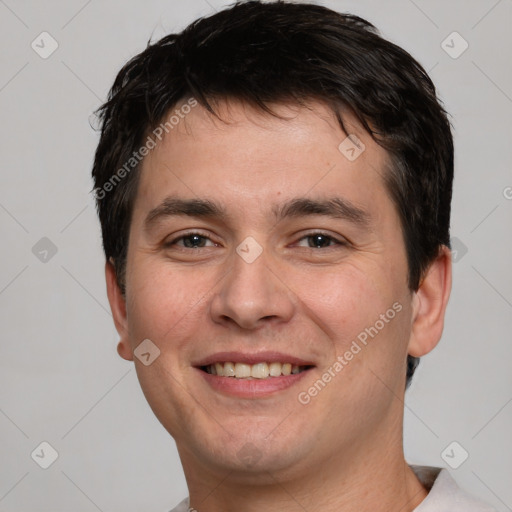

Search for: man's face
xmin=115 ymin=100 xmax=416 ymax=478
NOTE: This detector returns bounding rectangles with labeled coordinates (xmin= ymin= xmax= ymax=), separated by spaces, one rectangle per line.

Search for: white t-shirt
xmin=168 ymin=466 xmax=497 ymax=512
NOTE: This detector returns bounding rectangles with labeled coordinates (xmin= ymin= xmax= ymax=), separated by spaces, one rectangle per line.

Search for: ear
xmin=408 ymin=245 xmax=452 ymax=357
xmin=105 ymin=259 xmax=133 ymax=361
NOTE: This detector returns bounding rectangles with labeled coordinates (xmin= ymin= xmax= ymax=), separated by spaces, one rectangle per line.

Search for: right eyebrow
xmin=144 ymin=197 xmax=228 ymax=232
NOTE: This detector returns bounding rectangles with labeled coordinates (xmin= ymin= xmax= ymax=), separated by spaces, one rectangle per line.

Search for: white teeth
xmin=224 ymin=362 xmax=235 ymax=377
xmin=269 ymin=362 xmax=282 ymax=377
xmin=234 ymin=363 xmax=251 ymax=378
xmin=251 ymin=363 xmax=269 ymax=379
xmin=204 ymin=361 xmax=309 ymax=378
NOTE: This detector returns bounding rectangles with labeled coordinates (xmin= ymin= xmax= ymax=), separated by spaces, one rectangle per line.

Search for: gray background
xmin=0 ymin=0 xmax=511 ymax=511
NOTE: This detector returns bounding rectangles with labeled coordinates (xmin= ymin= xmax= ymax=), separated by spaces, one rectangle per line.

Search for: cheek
xmin=124 ymin=258 xmax=212 ymax=350
xmin=293 ymin=263 xmax=392 ymax=341
xmin=293 ymin=261 xmax=411 ymax=398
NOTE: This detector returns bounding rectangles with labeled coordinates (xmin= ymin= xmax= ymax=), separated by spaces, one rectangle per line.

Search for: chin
xmin=207 ymin=445 xmax=305 ymax=480
xmin=189 ymin=424 xmax=313 ymax=478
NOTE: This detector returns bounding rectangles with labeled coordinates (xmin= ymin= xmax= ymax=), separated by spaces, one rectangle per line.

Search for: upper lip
xmin=193 ymin=351 xmax=316 ymax=367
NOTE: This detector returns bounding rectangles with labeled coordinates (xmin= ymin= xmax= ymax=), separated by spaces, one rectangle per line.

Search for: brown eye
xmin=296 ymin=232 xmax=345 ymax=249
xmin=308 ymin=234 xmax=334 ymax=248
xmin=166 ymin=232 xmax=215 ymax=249
xmin=180 ymin=234 xmax=208 ymax=248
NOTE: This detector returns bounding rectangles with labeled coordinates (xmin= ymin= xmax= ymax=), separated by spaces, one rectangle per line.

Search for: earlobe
xmin=116 ymin=339 xmax=133 ymax=360
xmin=105 ymin=259 xmax=134 ymax=361
xmin=407 ymin=245 xmax=452 ymax=358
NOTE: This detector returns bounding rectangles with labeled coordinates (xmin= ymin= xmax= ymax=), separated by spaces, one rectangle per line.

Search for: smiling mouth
xmin=201 ymin=362 xmax=313 ymax=379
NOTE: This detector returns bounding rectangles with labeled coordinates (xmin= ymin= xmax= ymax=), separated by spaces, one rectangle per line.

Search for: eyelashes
xmin=295 ymin=232 xmax=346 ymax=249
xmin=165 ymin=231 xmax=347 ymax=250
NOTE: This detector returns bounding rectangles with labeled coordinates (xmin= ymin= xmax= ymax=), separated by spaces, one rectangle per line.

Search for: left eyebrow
xmin=272 ymin=197 xmax=371 ymax=227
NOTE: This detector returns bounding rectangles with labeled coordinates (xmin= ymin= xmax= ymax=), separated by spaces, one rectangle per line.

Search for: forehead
xmin=133 ymin=99 xmax=393 ymax=227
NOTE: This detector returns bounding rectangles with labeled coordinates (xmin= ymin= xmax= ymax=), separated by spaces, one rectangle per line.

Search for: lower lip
xmin=196 ymin=368 xmax=313 ymax=398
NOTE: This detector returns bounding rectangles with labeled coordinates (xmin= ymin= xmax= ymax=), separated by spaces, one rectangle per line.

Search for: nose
xmin=209 ymin=243 xmax=296 ymax=330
